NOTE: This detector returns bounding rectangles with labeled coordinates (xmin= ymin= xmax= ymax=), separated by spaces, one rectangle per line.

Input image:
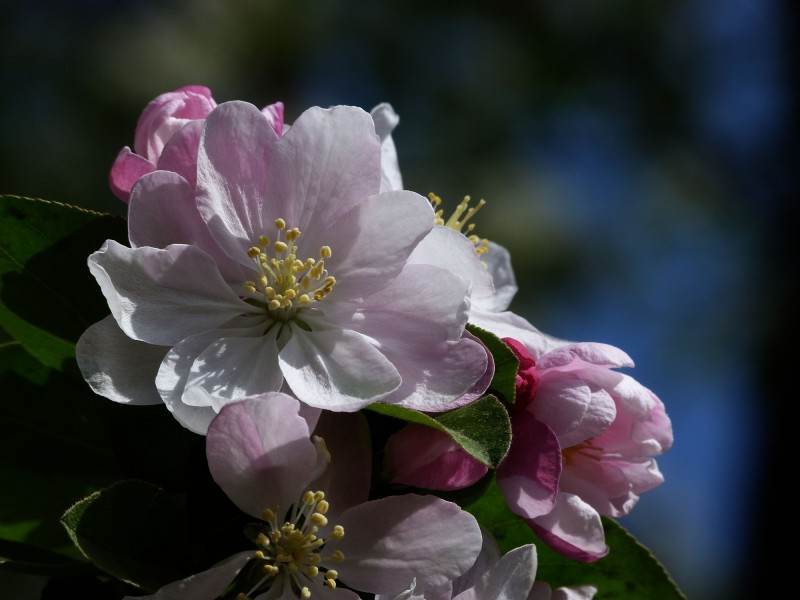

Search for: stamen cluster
xmin=242 ymin=490 xmax=345 ymax=599
xmin=243 ymin=218 xmax=336 ymax=319
xmin=428 ymin=192 xmax=489 ymax=256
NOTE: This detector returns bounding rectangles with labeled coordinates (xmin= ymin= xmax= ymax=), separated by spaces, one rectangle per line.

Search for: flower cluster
xmin=74 ymin=86 xmax=674 ymax=599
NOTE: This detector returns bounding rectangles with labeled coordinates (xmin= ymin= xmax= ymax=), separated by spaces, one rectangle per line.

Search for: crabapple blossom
xmin=497 ymin=337 xmax=673 ymax=562
xmin=127 ymin=393 xmax=483 ymax=600
xmin=383 ymin=337 xmax=672 ymax=563
xmin=78 ymin=101 xmax=489 ymax=433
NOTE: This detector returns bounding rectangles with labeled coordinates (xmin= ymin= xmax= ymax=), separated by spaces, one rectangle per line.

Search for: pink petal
xmin=206 ymin=394 xmax=319 ymax=517
xmin=109 ymin=147 xmax=155 ymax=203
xmin=157 ymin=120 xmax=203 ymax=188
xmin=530 ymin=493 xmax=608 ymax=563
xmin=385 ymin=425 xmax=488 ymax=491
xmin=497 ymin=412 xmax=561 ymax=519
xmin=265 ymin=105 xmax=381 ymax=244
xmin=309 ymin=411 xmax=372 ymax=516
xmin=336 ymin=495 xmax=481 ymax=595
xmin=196 ymin=101 xmax=279 ymax=267
xmin=261 ymin=101 xmax=285 ymax=137
xmin=134 ymin=86 xmax=216 ymax=161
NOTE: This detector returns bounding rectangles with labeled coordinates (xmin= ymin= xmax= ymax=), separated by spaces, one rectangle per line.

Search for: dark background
xmin=1 ymin=1 xmax=795 ymax=598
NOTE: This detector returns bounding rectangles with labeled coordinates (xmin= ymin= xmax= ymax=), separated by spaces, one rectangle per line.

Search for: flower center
xmin=428 ymin=192 xmax=489 ymax=257
xmin=236 ymin=490 xmax=346 ymax=600
xmin=243 ymin=218 xmax=336 ymax=321
xmin=562 ymin=439 xmax=605 ymax=467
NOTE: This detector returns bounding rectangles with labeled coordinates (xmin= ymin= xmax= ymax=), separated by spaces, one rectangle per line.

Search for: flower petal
xmin=279 ymin=328 xmax=401 ymax=411
xmin=88 ymin=240 xmax=255 ymax=345
xmin=324 ymin=191 xmax=434 ymax=302
xmin=336 ymin=495 xmax=481 ymax=595
xmin=125 ymin=551 xmax=251 ymax=600
xmin=407 ymin=226 xmax=495 ymax=300
xmin=534 ymin=376 xmax=617 ymax=448
xmin=185 ymin=330 xmax=284 ymax=405
xmin=156 ymin=321 xmax=271 ymax=417
xmin=468 ymin=309 xmax=567 ymax=360
xmin=454 ymin=544 xmax=538 ymax=600
xmin=206 ymin=394 xmax=319 ymax=517
xmin=530 ymin=493 xmax=608 ymax=563
xmin=127 ymin=171 xmax=247 ymax=282
xmin=157 ymin=120 xmax=203 ymax=189
xmin=76 ymin=315 xmax=167 ymax=405
xmin=370 ymin=102 xmax=403 ymax=193
xmin=497 ymin=412 xmax=562 ymax=520
xmin=385 ymin=425 xmax=488 ymax=491
xmin=109 ymin=147 xmax=154 ymax=203
xmin=477 ymin=241 xmax=518 ymax=312
xmin=134 ymin=85 xmax=216 ymax=161
xmin=308 ymin=411 xmax=372 ymax=517
xmin=265 ymin=105 xmax=381 ymax=244
xmin=196 ymin=100 xmax=279 ymax=266
xmin=536 ymin=343 xmax=633 ymax=372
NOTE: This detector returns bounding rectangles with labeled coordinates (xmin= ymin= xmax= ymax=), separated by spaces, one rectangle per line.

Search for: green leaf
xmin=461 ymin=476 xmax=686 ymax=599
xmin=0 ymin=195 xmax=126 ymax=370
xmin=0 ymin=342 xmax=123 ymax=557
xmin=0 ymin=538 xmax=91 ymax=576
xmin=466 ymin=323 xmax=519 ymax=404
xmin=367 ymin=395 xmax=511 ymax=467
xmin=60 ymin=480 xmax=191 ymax=592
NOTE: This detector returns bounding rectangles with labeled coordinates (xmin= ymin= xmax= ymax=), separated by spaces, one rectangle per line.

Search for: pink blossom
xmin=383 ymin=336 xmax=672 ymax=563
xmin=109 ymin=86 xmax=284 ymax=202
xmin=127 ymin=393 xmax=483 ymax=599
xmin=497 ymin=338 xmax=673 ymax=562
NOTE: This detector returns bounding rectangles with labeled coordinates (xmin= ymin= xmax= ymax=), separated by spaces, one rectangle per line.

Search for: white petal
xmin=370 ymin=102 xmax=403 ymax=192
xmin=76 ymin=315 xmax=167 ymax=405
xmin=477 ymin=241 xmax=518 ymax=312
xmin=407 ymin=226 xmax=495 ymax=300
xmin=279 ymin=328 xmax=401 ymax=411
xmin=454 ymin=544 xmax=538 ymax=600
xmin=324 ymin=191 xmax=434 ymax=301
xmin=186 ymin=329 xmax=284 ymax=403
xmin=468 ymin=308 xmax=567 ymax=359
xmin=88 ymin=240 xmax=255 ymax=345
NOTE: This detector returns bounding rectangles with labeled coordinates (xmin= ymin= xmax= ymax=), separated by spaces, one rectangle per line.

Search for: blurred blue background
xmin=1 ymin=1 xmax=795 ymax=598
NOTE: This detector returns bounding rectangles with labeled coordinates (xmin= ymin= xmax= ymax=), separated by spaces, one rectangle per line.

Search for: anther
xmin=274 ymin=241 xmax=288 ymax=253
xmin=274 ymin=218 xmax=286 ymax=230
xmin=330 ymin=550 xmax=344 ymax=562
xmin=248 ymin=246 xmax=261 ymax=258
xmin=331 ymin=525 xmax=345 ymax=539
xmin=320 ymin=246 xmax=332 ymax=258
xmin=258 ymin=235 xmax=270 ymax=247
xmin=310 ymin=513 xmax=328 ymax=526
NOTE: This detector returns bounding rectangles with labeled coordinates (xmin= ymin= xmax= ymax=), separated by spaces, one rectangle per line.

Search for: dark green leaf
xmin=367 ymin=395 xmax=511 ymax=467
xmin=466 ymin=323 xmax=519 ymax=404
xmin=0 ymin=194 xmax=126 ymax=370
xmin=0 ymin=538 xmax=91 ymax=576
xmin=60 ymin=480 xmax=191 ymax=592
xmin=0 ymin=343 xmax=123 ymax=557
xmin=462 ymin=476 xmax=686 ymax=599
